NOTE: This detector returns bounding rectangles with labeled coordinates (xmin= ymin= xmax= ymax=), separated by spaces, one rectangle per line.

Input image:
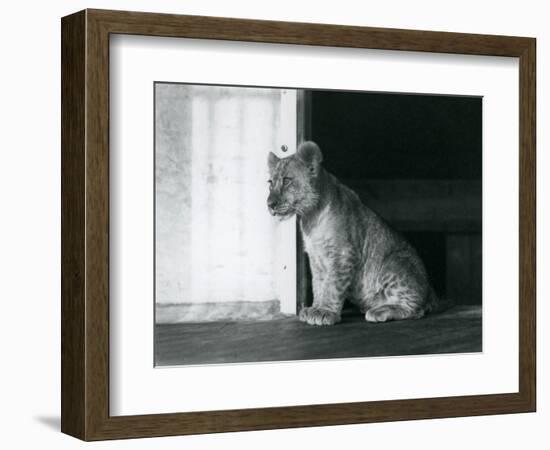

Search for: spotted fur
xmin=267 ymin=141 xmax=442 ymax=326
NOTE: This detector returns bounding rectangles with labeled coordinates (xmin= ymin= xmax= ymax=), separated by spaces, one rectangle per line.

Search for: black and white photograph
xmin=154 ymin=83 xmax=482 ymax=366
xmin=3 ymin=0 xmax=543 ymax=446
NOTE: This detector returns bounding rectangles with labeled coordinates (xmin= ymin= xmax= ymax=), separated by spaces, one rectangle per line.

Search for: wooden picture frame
xmin=61 ymin=9 xmax=536 ymax=441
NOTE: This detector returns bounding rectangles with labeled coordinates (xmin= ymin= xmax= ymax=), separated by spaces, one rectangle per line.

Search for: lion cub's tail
xmin=426 ymin=288 xmax=455 ymax=315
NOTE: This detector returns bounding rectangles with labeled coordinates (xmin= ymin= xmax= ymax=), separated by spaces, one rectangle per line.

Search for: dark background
xmin=307 ymin=90 xmax=482 ymax=305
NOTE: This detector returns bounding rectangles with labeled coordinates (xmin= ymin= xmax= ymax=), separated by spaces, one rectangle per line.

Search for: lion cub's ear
xmin=297 ymin=141 xmax=323 ymax=177
xmin=267 ymin=151 xmax=280 ymax=172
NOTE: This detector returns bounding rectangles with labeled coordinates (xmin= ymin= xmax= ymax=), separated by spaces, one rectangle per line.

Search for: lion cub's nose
xmin=267 ymin=198 xmax=278 ymax=209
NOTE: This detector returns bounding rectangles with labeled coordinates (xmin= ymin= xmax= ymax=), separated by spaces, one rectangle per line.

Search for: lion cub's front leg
xmin=299 ymin=253 xmax=354 ymax=326
xmin=299 ymin=306 xmax=340 ymax=326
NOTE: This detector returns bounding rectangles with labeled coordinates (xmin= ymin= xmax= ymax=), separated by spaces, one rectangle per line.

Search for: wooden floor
xmin=155 ymin=305 xmax=482 ymax=366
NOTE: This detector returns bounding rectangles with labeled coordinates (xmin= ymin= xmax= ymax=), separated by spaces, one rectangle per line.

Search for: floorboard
xmin=155 ymin=305 xmax=482 ymax=366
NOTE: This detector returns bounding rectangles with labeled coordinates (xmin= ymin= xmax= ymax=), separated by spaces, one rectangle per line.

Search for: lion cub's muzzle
xmin=267 ymin=194 xmax=281 ymax=216
xmin=268 ymin=205 xmax=289 ymax=217
xmin=267 ymin=201 xmax=293 ymax=218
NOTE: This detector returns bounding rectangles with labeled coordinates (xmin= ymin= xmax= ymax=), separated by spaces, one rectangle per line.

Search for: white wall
xmin=0 ymin=1 xmax=547 ymax=449
xmin=155 ymin=84 xmax=282 ymax=305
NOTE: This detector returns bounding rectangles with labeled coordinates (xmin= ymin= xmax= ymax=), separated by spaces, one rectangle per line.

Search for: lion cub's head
xmin=266 ymin=141 xmax=323 ymax=219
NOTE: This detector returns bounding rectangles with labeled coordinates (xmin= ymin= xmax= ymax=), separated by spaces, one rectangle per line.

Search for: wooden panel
xmin=470 ymin=233 xmax=483 ymax=305
xmin=296 ymin=90 xmax=312 ymax=312
xmin=518 ymin=37 xmax=536 ymax=410
xmin=84 ymin=10 xmax=111 ymax=439
xmin=86 ymin=8 xmax=532 ymax=57
xmin=275 ymin=89 xmax=299 ymax=314
xmin=446 ymin=234 xmax=482 ymax=305
xmin=155 ymin=306 xmax=481 ymax=366
xmin=61 ymin=10 xmax=86 ymax=439
xmin=349 ymin=179 xmax=481 ymax=232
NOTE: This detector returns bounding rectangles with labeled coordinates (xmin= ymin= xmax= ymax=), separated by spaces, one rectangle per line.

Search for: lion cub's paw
xmin=299 ymin=307 xmax=341 ymax=326
xmin=365 ymin=308 xmax=391 ymax=323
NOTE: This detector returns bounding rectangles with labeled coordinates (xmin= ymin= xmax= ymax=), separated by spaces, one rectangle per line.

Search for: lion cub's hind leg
xmin=365 ymin=303 xmax=425 ymax=323
xmin=364 ymin=274 xmax=426 ymax=323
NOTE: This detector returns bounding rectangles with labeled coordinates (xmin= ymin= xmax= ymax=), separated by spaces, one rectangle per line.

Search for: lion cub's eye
xmin=267 ymin=180 xmax=273 ymax=190
xmin=283 ymin=177 xmax=292 ymax=187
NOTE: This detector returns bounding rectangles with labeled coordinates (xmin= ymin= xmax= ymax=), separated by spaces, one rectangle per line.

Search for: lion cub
xmin=267 ymin=141 xmax=441 ymax=326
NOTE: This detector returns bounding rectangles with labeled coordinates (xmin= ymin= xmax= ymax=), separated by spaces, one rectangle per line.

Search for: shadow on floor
xmin=34 ymin=415 xmax=60 ymax=431
xmin=155 ymin=305 xmax=482 ymax=366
